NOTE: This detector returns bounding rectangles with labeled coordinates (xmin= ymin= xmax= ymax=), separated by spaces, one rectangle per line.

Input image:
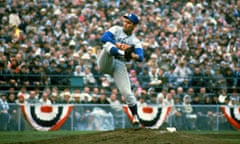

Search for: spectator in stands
xmin=60 ymin=92 xmax=72 ymax=104
xmin=72 ymin=93 xmax=81 ymax=104
xmin=182 ymin=95 xmax=196 ymax=130
xmin=12 ymin=93 xmax=26 ymax=131
xmin=163 ymin=92 xmax=175 ymax=107
xmin=156 ymin=93 xmax=164 ymax=107
xmin=0 ymin=61 xmax=12 ymax=91
xmin=83 ymin=66 xmax=97 ymax=87
xmin=96 ymin=93 xmax=110 ymax=105
xmin=164 ymin=65 xmax=178 ymax=89
xmin=72 ymin=92 xmax=87 ymax=130
xmin=172 ymin=94 xmax=184 ymax=130
xmin=147 ymin=53 xmax=158 ymax=67
xmin=29 ymin=65 xmax=42 ymax=87
xmin=91 ymin=87 xmax=100 ymax=98
xmin=175 ymin=86 xmax=185 ymax=103
xmin=60 ymin=91 xmax=73 ymax=130
xmin=191 ymin=67 xmax=204 ymax=92
xmin=89 ymin=94 xmax=98 ymax=104
xmin=50 ymin=65 xmax=69 ymax=89
xmin=218 ymin=89 xmax=229 ymax=105
xmin=224 ymin=67 xmax=235 ymax=93
xmin=108 ymin=93 xmax=122 ymax=112
xmin=99 ymin=74 xmax=114 ymax=92
xmin=159 ymin=54 xmax=172 ymax=71
xmin=80 ymin=86 xmax=91 ymax=103
xmin=191 ymin=94 xmax=205 ymax=130
xmin=167 ymin=89 xmax=182 ymax=123
xmin=137 ymin=95 xmax=148 ymax=107
xmin=211 ymin=94 xmax=220 ymax=105
xmin=129 ymin=69 xmax=139 ymax=89
xmin=146 ymin=88 xmax=158 ymax=105
xmin=27 ymin=90 xmax=39 ymax=104
xmin=64 ymin=65 xmax=74 ymax=86
xmin=212 ymin=67 xmax=227 ymax=94
xmin=228 ymin=97 xmax=238 ymax=106
xmin=18 ymin=64 xmax=30 ymax=87
xmin=49 ymin=92 xmax=59 ymax=104
xmin=7 ymin=87 xmax=17 ymax=97
xmin=202 ymin=66 xmax=215 ymax=93
xmin=73 ymin=65 xmax=85 ymax=76
xmin=17 ymin=86 xmax=29 ymax=100
xmin=137 ymin=66 xmax=151 ymax=89
xmin=233 ymin=61 xmax=240 ymax=85
xmin=201 ymin=96 xmax=217 ymax=130
xmin=157 ymin=68 xmax=167 ymax=89
xmin=7 ymin=93 xmax=18 ymax=131
xmin=15 ymin=94 xmax=26 ymax=105
xmin=108 ymin=92 xmax=122 ymax=129
xmin=39 ymin=91 xmax=51 ymax=105
xmin=47 ymin=60 xmax=57 ymax=74
xmin=229 ymin=88 xmax=240 ymax=105
xmin=174 ymin=60 xmax=192 ymax=87
xmin=197 ymin=87 xmax=208 ymax=104
xmin=148 ymin=65 xmax=162 ymax=88
xmin=7 ymin=57 xmax=19 ymax=87
xmin=186 ymin=87 xmax=196 ymax=98
xmin=0 ymin=93 xmax=10 ymax=131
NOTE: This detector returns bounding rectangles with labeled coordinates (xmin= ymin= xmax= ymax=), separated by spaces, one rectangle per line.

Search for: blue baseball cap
xmin=123 ymin=13 xmax=139 ymax=24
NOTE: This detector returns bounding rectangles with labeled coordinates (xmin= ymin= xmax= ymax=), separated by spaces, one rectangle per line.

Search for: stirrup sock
xmin=128 ymin=104 xmax=138 ymax=116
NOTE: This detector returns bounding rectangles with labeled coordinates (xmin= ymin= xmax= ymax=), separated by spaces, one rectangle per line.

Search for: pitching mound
xmin=20 ymin=128 xmax=238 ymax=144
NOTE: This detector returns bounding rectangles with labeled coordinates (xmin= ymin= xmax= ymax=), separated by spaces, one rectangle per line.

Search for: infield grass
xmin=0 ymin=130 xmax=239 ymax=144
xmin=0 ymin=130 xmax=97 ymax=144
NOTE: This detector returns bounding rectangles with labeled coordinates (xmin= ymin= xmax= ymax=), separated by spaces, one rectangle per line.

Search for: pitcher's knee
xmin=125 ymin=95 xmax=137 ymax=105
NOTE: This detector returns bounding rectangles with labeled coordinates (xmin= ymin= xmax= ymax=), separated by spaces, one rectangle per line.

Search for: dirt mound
xmin=20 ymin=129 xmax=237 ymax=144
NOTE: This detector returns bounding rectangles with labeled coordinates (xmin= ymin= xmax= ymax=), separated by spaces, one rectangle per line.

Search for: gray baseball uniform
xmin=97 ymin=25 xmax=143 ymax=106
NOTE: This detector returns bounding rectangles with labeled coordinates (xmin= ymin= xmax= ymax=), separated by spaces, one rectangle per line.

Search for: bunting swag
xmin=221 ymin=105 xmax=240 ymax=129
xmin=20 ymin=104 xmax=73 ymax=131
xmin=123 ymin=105 xmax=172 ymax=129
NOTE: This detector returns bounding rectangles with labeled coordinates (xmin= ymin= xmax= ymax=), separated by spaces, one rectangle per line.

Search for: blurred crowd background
xmin=0 ymin=0 xmax=239 ymax=130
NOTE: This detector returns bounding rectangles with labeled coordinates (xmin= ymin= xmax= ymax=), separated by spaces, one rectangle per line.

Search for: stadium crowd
xmin=0 ymin=0 xmax=239 ymax=131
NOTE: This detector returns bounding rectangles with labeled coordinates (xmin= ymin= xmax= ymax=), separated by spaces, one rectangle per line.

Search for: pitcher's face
xmin=123 ymin=19 xmax=136 ymax=35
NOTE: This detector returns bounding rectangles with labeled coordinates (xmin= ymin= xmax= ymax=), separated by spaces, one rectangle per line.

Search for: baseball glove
xmin=124 ymin=46 xmax=135 ymax=61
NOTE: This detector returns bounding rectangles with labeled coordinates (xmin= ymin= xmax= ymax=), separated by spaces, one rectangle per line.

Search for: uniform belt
xmin=115 ymin=55 xmax=125 ymax=61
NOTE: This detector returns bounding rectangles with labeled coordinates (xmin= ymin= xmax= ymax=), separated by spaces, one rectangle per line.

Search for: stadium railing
xmin=1 ymin=104 xmax=236 ymax=131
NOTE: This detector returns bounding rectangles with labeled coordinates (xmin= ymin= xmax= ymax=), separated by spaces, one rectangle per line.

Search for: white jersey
xmin=108 ymin=26 xmax=142 ymax=49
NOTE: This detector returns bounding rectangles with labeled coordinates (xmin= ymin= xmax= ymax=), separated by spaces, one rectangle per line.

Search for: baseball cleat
xmin=132 ymin=115 xmax=140 ymax=126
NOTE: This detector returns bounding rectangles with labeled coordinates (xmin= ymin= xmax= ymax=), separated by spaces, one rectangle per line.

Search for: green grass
xmin=226 ymin=139 xmax=240 ymax=144
xmin=0 ymin=130 xmax=239 ymax=144
xmin=185 ymin=130 xmax=240 ymax=144
xmin=184 ymin=130 xmax=240 ymax=134
xmin=0 ymin=130 xmax=96 ymax=144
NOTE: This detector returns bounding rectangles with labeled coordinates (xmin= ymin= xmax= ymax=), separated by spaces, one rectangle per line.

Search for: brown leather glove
xmin=124 ymin=46 xmax=135 ymax=61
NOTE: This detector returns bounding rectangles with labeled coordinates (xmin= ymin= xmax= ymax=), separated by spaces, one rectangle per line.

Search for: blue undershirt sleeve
xmin=101 ymin=31 xmax=116 ymax=44
xmin=109 ymin=47 xmax=120 ymax=56
xmin=135 ymin=48 xmax=144 ymax=62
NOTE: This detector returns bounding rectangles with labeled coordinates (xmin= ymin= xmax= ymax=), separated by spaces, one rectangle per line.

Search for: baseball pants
xmin=97 ymin=45 xmax=137 ymax=106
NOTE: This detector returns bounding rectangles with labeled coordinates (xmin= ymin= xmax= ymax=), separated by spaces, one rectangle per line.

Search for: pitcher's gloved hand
xmin=116 ymin=43 xmax=131 ymax=51
xmin=124 ymin=46 xmax=135 ymax=61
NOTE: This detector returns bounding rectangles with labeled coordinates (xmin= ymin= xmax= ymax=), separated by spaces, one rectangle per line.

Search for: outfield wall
xmin=0 ymin=104 xmax=237 ymax=131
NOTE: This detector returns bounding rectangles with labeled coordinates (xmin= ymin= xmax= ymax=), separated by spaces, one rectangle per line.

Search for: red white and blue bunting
xmin=221 ymin=105 xmax=240 ymax=129
xmin=123 ymin=105 xmax=172 ymax=129
xmin=20 ymin=104 xmax=73 ymax=131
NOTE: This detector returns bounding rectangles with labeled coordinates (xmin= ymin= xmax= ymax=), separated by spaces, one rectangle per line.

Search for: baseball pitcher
xmin=97 ymin=13 xmax=144 ymax=125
